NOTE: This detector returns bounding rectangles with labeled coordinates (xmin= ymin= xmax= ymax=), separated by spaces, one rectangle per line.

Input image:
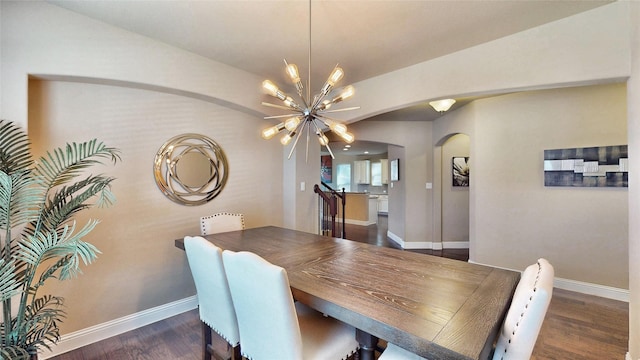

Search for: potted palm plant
xmin=0 ymin=120 xmax=120 ymax=359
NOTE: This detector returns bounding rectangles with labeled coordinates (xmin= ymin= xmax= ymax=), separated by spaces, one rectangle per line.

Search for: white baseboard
xmin=344 ymin=219 xmax=377 ymax=226
xmin=387 ymin=231 xmax=469 ymax=250
xmin=442 ymin=241 xmax=470 ymax=249
xmin=554 ymin=277 xmax=629 ymax=302
xmin=389 ymin=234 xmax=627 ymax=302
xmin=40 ymin=296 xmax=198 ymax=359
xmin=387 ymin=230 xmax=403 ymax=246
xmin=469 ymin=259 xmax=629 ymax=302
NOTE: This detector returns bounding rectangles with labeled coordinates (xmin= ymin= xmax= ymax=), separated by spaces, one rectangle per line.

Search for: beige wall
xmin=472 ymin=83 xmax=628 ymax=288
xmin=627 ymin=3 xmax=640 ymax=358
xmin=29 ymin=80 xmax=284 ymax=333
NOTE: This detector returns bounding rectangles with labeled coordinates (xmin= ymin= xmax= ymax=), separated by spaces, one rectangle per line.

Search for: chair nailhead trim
xmin=201 ymin=212 xmax=245 ymax=235
xmin=500 ymin=260 xmax=544 ymax=360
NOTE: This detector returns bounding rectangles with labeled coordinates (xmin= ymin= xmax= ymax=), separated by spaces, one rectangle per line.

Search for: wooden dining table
xmin=175 ymin=226 xmax=520 ymax=360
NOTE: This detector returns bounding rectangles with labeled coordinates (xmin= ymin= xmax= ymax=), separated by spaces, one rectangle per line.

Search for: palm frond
xmin=0 ymin=346 xmax=30 ymax=360
xmin=0 ymin=171 xmax=44 ymax=232
xmin=34 ymin=140 xmax=120 ymax=189
xmin=33 ymin=175 xmax=116 ymax=235
xmin=0 ymin=258 xmax=21 ymax=302
xmin=0 ymin=120 xmax=33 ymax=175
xmin=14 ymin=295 xmax=64 ymax=351
xmin=18 ymin=221 xmax=100 ymax=282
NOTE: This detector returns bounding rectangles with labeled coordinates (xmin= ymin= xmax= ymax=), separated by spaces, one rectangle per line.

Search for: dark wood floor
xmin=51 ymin=216 xmax=628 ymax=360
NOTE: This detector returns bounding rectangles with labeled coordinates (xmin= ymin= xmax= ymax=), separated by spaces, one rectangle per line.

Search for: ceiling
xmin=46 ymin=0 xmax=612 ymax=153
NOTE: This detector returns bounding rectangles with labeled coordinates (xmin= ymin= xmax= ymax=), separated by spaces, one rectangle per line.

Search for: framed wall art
xmin=390 ymin=158 xmax=399 ymax=182
xmin=543 ymin=144 xmax=628 ymax=187
xmin=321 ymin=155 xmax=332 ymax=183
xmin=452 ymin=157 xmax=470 ymax=187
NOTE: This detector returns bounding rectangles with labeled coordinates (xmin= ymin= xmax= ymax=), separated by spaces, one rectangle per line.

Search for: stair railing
xmin=314 ymin=182 xmax=346 ymax=238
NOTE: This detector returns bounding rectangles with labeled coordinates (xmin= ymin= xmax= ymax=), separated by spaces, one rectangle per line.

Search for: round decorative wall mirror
xmin=153 ymin=133 xmax=229 ymax=205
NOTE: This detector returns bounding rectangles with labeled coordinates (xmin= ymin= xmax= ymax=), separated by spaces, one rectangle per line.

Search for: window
xmin=371 ymin=162 xmax=382 ymax=186
xmin=336 ymin=164 xmax=351 ymax=192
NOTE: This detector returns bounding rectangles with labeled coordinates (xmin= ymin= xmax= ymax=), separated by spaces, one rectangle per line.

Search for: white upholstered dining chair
xmin=222 ymin=250 xmax=360 ymax=360
xmin=200 ymin=212 xmax=245 ymax=235
xmin=492 ymin=258 xmax=554 ymax=360
xmin=184 ymin=236 xmax=241 ymax=360
xmin=378 ymin=258 xmax=554 ymax=360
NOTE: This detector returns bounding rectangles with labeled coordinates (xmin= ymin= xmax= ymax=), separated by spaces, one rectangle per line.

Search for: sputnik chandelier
xmin=260 ymin=1 xmax=358 ymax=161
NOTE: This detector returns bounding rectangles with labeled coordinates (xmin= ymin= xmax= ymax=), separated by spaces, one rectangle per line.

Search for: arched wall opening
xmin=433 ymin=133 xmax=470 ymax=249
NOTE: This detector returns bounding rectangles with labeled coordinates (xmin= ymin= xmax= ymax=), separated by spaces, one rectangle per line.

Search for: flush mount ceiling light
xmin=429 ymin=99 xmax=456 ymax=112
xmin=260 ymin=1 xmax=358 ymax=162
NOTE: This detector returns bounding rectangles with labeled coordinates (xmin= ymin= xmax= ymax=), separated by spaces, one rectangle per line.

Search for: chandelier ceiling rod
xmin=308 ymin=0 xmax=311 ymax=102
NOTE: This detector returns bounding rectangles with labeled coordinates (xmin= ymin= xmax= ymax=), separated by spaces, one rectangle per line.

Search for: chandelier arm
xmin=297 ymin=92 xmax=310 ymax=111
xmin=314 ymin=113 xmax=346 ymax=123
xmin=262 ymin=102 xmax=297 ymax=111
xmin=311 ymin=92 xmax=329 ymax=110
xmin=324 ymin=141 xmax=335 ymax=159
xmin=284 ymin=101 xmax=304 ymax=112
xmin=287 ymin=119 xmax=309 ymax=160
xmin=311 ymin=119 xmax=334 ymax=159
xmin=320 ymin=106 xmax=361 ymax=114
xmin=264 ymin=113 xmax=303 ymax=120
xmin=310 ymin=118 xmax=326 ymax=136
xmin=306 ymin=120 xmax=311 ymax=163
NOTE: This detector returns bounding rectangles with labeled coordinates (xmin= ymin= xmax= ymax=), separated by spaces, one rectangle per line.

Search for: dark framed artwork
xmin=452 ymin=157 xmax=470 ymax=187
xmin=321 ymin=155 xmax=332 ymax=183
xmin=543 ymin=145 xmax=628 ymax=187
xmin=390 ymin=159 xmax=399 ymax=182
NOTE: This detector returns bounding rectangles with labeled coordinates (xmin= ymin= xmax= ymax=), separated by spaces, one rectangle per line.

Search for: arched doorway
xmin=433 ymin=133 xmax=470 ymax=250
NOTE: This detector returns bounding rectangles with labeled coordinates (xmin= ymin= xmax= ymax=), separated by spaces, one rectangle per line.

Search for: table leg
xmin=356 ymin=328 xmax=378 ymax=360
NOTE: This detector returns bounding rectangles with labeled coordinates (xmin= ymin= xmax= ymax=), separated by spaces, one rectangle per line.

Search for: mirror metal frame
xmin=153 ymin=133 xmax=229 ymax=206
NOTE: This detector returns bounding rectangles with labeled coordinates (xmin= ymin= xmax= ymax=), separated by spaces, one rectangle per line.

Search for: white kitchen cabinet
xmin=354 ymin=160 xmax=370 ymax=184
xmin=377 ymin=195 xmax=388 ymax=214
xmin=380 ymin=159 xmax=389 ymax=184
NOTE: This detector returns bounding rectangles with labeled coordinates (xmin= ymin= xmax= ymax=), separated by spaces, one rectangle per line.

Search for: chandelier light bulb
xmin=317 ymin=100 xmax=332 ymax=111
xmin=339 ymin=132 xmax=355 ymax=144
xmin=263 ymin=80 xmax=286 ymax=100
xmin=329 ymin=122 xmax=347 ymax=135
xmin=280 ymin=132 xmax=294 ymax=146
xmin=321 ymin=66 xmax=344 ymax=95
xmin=286 ymin=62 xmax=304 ymax=95
xmin=261 ymin=123 xmax=284 ymax=140
xmin=286 ymin=63 xmax=300 ymax=83
xmin=318 ymin=133 xmax=329 ymax=146
xmin=331 ymin=85 xmax=355 ymax=104
xmin=284 ymin=117 xmax=301 ymax=131
xmin=327 ymin=67 xmax=344 ymax=86
xmin=262 ymin=80 xmax=278 ymax=95
xmin=283 ymin=96 xmax=299 ymax=109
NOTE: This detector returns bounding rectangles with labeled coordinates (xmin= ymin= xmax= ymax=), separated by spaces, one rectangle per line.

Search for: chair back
xmin=493 ymin=258 xmax=554 ymax=360
xmin=200 ymin=212 xmax=245 ymax=235
xmin=222 ymin=250 xmax=303 ymax=360
xmin=184 ymin=236 xmax=240 ymax=346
